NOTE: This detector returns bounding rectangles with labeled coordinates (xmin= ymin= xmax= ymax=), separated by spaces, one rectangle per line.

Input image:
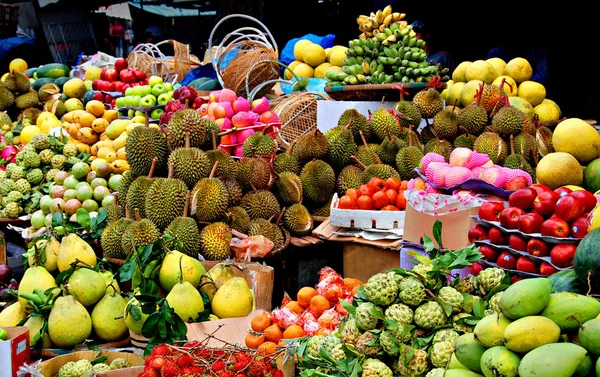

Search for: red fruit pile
xmin=137 ymin=343 xmax=284 ymax=377
xmin=160 ymin=86 xmax=203 ymax=124
xmin=93 ymin=58 xmax=148 ymax=94
xmin=337 ymin=177 xmax=409 ymax=211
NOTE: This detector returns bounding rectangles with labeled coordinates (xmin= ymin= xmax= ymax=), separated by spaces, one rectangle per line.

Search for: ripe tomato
xmin=396 ymin=190 xmax=407 ymax=210
xmin=356 ymin=195 xmax=373 ymax=210
xmin=385 ymin=177 xmax=401 ymax=191
xmin=368 ymin=177 xmax=387 ymax=191
xmin=384 ymin=189 xmax=398 ymax=204
xmin=358 ymin=184 xmax=375 ymax=198
xmin=400 ymin=180 xmax=409 ymax=190
xmin=372 ymin=191 xmax=390 ymax=209
xmin=345 ymin=188 xmax=358 ymax=202
xmin=338 ymin=195 xmax=356 ymax=210
xmin=381 ymin=205 xmax=398 ymax=211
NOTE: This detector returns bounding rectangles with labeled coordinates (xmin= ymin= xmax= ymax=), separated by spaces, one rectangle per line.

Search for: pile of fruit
xmin=286 ymin=41 xmax=347 ymax=80
xmin=89 ymin=58 xmax=148 ymax=96
xmin=56 ymin=357 xmax=132 ymax=375
xmin=245 ymin=267 xmax=361 ymax=351
xmin=335 ymin=176 xmax=409 ymax=211
xmin=114 ymin=75 xmax=174 ymax=121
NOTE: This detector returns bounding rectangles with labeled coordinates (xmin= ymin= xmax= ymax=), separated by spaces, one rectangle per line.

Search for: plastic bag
xmin=317 ymin=308 xmax=341 ymax=330
xmin=279 ymin=33 xmax=336 ymax=66
xmin=270 ymin=307 xmax=302 ymax=328
xmin=316 ymin=267 xmax=348 ymax=304
xmin=301 ymin=311 xmax=320 ymax=336
xmin=404 ymin=189 xmax=506 ymax=217
xmin=231 ymin=235 xmax=274 ymax=261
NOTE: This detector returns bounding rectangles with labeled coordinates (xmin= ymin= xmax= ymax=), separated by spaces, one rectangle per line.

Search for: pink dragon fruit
xmin=449 ymin=148 xmax=473 ymax=167
xmin=444 ymin=166 xmax=473 ymax=187
xmin=420 ymin=152 xmax=446 ymax=172
xmin=1 ymin=145 xmax=18 ymax=165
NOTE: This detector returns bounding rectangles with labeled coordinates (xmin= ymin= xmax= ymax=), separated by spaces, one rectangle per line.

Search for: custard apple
xmin=109 ymin=358 xmax=130 ymax=369
xmin=356 ymin=331 xmax=380 ymax=357
xmin=438 ymin=286 xmax=464 ymax=313
xmin=395 ymin=346 xmax=430 ymax=377
xmin=66 ymin=156 xmax=81 ymax=165
xmin=429 ymin=340 xmax=454 ymax=368
xmin=365 ymin=271 xmax=399 ymax=306
xmin=58 ymin=361 xmax=77 ymax=377
xmin=477 ymin=267 xmax=505 ymax=292
xmin=15 ymin=178 xmax=30 ymax=194
xmin=73 ymin=359 xmax=93 ymax=375
xmin=39 ymin=149 xmax=54 ymax=164
xmin=0 ymin=170 xmax=6 ymax=180
xmin=51 ymin=154 xmax=67 ymax=169
xmin=31 ymin=133 xmax=50 ymax=150
xmin=22 ymin=151 xmax=40 ymax=168
xmin=5 ymin=190 xmax=21 ymax=204
xmin=10 ymin=165 xmax=25 ymax=180
xmin=4 ymin=163 xmax=16 ymax=177
xmin=341 ymin=318 xmax=361 ymax=345
xmin=320 ymin=335 xmax=342 ymax=350
xmin=0 ymin=179 xmax=15 ymax=195
xmin=452 ymin=313 xmax=474 ymax=333
xmin=362 ymin=358 xmax=393 ymax=377
xmin=452 ymin=277 xmax=474 ymax=294
xmin=425 ymin=368 xmax=445 ymax=377
xmin=412 ymin=263 xmax=437 ymax=286
xmin=399 ymin=276 xmax=426 ymax=306
xmin=4 ymin=202 xmax=21 ymax=218
xmin=432 ymin=329 xmax=459 ymax=345
xmin=355 ymin=302 xmax=383 ymax=331
xmin=462 ymin=295 xmax=481 ymax=314
xmin=26 ymin=168 xmax=44 ymax=185
xmin=92 ymin=363 xmax=111 ymax=372
xmin=331 ymin=343 xmax=346 ymax=361
xmin=46 ymin=168 xmax=59 ymax=181
xmin=63 ymin=143 xmax=77 ymax=157
xmin=307 ymin=335 xmax=324 ymax=358
xmin=414 ymin=301 xmax=447 ymax=330
xmin=487 ymin=291 xmax=503 ymax=313
xmin=384 ymin=303 xmax=413 ymax=325
xmin=379 ymin=329 xmax=402 ymax=356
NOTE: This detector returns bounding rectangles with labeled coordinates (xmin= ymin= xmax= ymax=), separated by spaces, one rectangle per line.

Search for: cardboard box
xmin=96 ymin=366 xmax=144 ymax=377
xmin=403 ymin=202 xmax=480 ymax=250
xmin=186 ymin=309 xmax=266 ymax=347
xmin=37 ymin=350 xmax=143 ymax=377
xmin=0 ymin=327 xmax=29 ymax=377
xmin=330 ymin=193 xmax=405 ymax=230
xmin=200 ymin=261 xmax=274 ymax=311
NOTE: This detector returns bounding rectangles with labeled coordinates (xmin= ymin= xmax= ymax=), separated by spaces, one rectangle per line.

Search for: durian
xmin=300 ymin=159 xmax=335 ymax=204
xmin=191 ymin=162 xmax=229 ymax=223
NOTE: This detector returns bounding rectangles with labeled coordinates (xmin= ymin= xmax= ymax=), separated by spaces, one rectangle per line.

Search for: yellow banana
xmin=392 ymin=12 xmax=406 ymax=22
xmin=409 ymin=30 xmax=417 ymax=38
xmin=362 ymin=60 xmax=371 ymax=74
xmin=386 ymin=35 xmax=397 ymax=43
xmin=379 ymin=24 xmax=386 ymax=33
xmin=398 ymin=21 xmax=408 ymax=30
xmin=356 ymin=74 xmax=367 ymax=83
xmin=383 ymin=14 xmax=393 ymax=26
xmin=357 ymin=15 xmax=370 ymax=25
xmin=382 ymin=5 xmax=392 ymax=18
xmin=359 ymin=32 xmax=367 ymax=39
xmin=370 ymin=12 xmax=376 ymax=18
xmin=375 ymin=10 xmax=384 ymax=24
xmin=368 ymin=18 xmax=379 ymax=30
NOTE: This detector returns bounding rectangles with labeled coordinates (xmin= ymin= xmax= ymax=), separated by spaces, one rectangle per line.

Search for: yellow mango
xmin=110 ymin=159 xmax=130 ymax=174
xmin=91 ymin=118 xmax=109 ymax=133
xmin=97 ymin=147 xmax=116 ymax=162
xmin=125 ymin=122 xmax=144 ymax=134
xmin=90 ymin=158 xmax=108 ymax=171
xmin=112 ymin=132 xmax=127 ymax=150
xmin=116 ymin=147 xmax=127 ymax=160
xmin=77 ymin=127 xmax=99 ymax=145
xmin=102 ymin=109 xmax=118 ymax=123
xmin=75 ymin=142 xmax=91 ymax=154
xmin=105 ymin=119 xmax=131 ymax=140
xmin=66 ymin=123 xmax=82 ymax=139
xmin=63 ymin=110 xmax=96 ymax=127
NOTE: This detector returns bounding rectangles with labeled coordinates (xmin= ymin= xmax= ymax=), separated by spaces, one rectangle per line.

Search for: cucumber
xmin=187 ymin=77 xmax=211 ymax=87
xmin=53 ymin=77 xmax=69 ymax=90
xmin=24 ymin=68 xmax=37 ymax=78
xmin=36 ymin=63 xmax=70 ymax=79
xmin=32 ymin=78 xmax=55 ymax=91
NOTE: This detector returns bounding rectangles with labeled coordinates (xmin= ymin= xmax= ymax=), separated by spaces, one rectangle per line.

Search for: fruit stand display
xmin=0 ymin=3 xmax=599 ymax=377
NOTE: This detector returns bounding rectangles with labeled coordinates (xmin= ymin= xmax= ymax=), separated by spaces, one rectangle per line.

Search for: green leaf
xmin=75 ymin=208 xmax=91 ymax=230
xmin=473 ymin=299 xmax=486 ymax=318
xmin=118 ymin=258 xmax=136 ymax=283
xmin=140 ymin=243 xmax=154 ymax=264
xmin=422 ymin=235 xmax=435 ymax=252
xmin=51 ymin=212 xmax=64 ymax=227
xmin=318 ymin=347 xmax=336 ymax=364
xmin=128 ymin=303 xmax=142 ymax=321
xmin=95 ymin=208 xmax=107 ymax=225
xmin=91 ymin=355 xmax=109 ymax=365
xmin=141 ymin=312 xmax=161 ymax=338
xmin=435 ymin=298 xmax=454 ymax=317
xmin=432 ymin=220 xmax=443 ymax=249
xmin=140 ymin=279 xmax=159 ymax=297
xmin=340 ymin=300 xmax=356 ymax=316
xmin=405 ymin=249 xmax=431 ymax=265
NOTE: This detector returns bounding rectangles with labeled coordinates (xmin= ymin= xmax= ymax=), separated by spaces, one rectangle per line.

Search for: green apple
xmin=63 ymin=176 xmax=79 ymax=190
xmin=40 ymin=195 xmax=53 ymax=214
xmin=93 ymin=186 xmax=111 ymax=201
xmin=90 ymin=177 xmax=107 ymax=189
xmin=115 ymin=97 xmax=125 ymax=108
xmin=82 ymin=199 xmax=99 ymax=212
xmin=31 ymin=210 xmax=46 ymax=229
xmin=127 ymin=109 xmax=135 ymax=118
xmin=71 ymin=162 xmax=91 ymax=180
xmin=164 ymin=82 xmax=173 ymax=92
xmin=123 ymin=96 xmax=133 ymax=107
xmin=151 ymin=84 xmax=167 ymax=97
xmin=157 ymin=92 xmax=170 ymax=106
xmin=135 ymin=110 xmax=145 ymax=117
xmin=138 ymin=85 xmax=152 ymax=97
xmin=148 ymin=75 xmax=163 ymax=87
xmin=150 ymin=108 xmax=164 ymax=120
xmin=125 ymin=87 xmax=135 ymax=96
xmin=130 ymin=95 xmax=141 ymax=107
xmin=108 ymin=174 xmax=122 ymax=191
xmin=139 ymin=94 xmax=156 ymax=108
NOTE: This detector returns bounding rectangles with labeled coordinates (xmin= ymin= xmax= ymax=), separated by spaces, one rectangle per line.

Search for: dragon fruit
xmin=449 ymin=148 xmax=473 ymax=167
xmin=420 ymin=152 xmax=446 ymax=172
xmin=445 ymin=166 xmax=473 ymax=187
xmin=1 ymin=145 xmax=18 ymax=165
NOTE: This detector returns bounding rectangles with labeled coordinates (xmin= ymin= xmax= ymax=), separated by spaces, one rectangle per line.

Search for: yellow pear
xmin=208 ymin=262 xmax=235 ymax=289
xmin=91 ymin=293 xmax=128 ymax=341
xmin=0 ymin=301 xmax=27 ymax=326
xmin=67 ymin=267 xmax=107 ymax=307
xmin=211 ymin=277 xmax=253 ymax=319
xmin=18 ymin=266 xmax=57 ymax=312
xmin=123 ymin=296 xmax=150 ymax=335
xmin=28 ymin=237 xmax=59 ymax=272
xmin=101 ymin=270 xmax=121 ymax=295
xmin=158 ymin=250 xmax=205 ymax=292
xmin=166 ymin=280 xmax=205 ymax=323
xmin=57 ymin=233 xmax=97 ymax=272
xmin=48 ymin=295 xmax=92 ymax=348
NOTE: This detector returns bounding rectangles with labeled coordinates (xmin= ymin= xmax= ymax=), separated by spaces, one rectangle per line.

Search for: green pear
xmin=91 ymin=293 xmax=128 ymax=342
xmin=123 ymin=296 xmax=149 ymax=335
xmin=158 ymin=250 xmax=205 ymax=292
xmin=23 ymin=315 xmax=53 ymax=348
xmin=211 ymin=277 xmax=253 ymax=319
xmin=18 ymin=266 xmax=57 ymax=312
xmin=48 ymin=295 xmax=92 ymax=348
xmin=57 ymin=233 xmax=97 ymax=272
xmin=0 ymin=301 xmax=27 ymax=326
xmin=28 ymin=237 xmax=59 ymax=273
xmin=165 ymin=280 xmax=205 ymax=323
xmin=67 ymin=268 xmax=106 ymax=307
xmin=101 ymin=270 xmax=121 ymax=295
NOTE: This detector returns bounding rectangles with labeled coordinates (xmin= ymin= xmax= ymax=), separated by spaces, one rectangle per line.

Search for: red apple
xmin=100 ymin=69 xmax=107 ymax=81
xmin=504 ymin=176 xmax=529 ymax=191
xmin=554 ymin=186 xmax=573 ymax=197
xmin=114 ymin=81 xmax=124 ymax=93
xmin=92 ymin=79 xmax=99 ymax=90
xmin=114 ymin=58 xmax=128 ymax=72
xmin=470 ymin=262 xmax=484 ymax=276
xmin=516 ymin=256 xmax=538 ymax=273
xmin=479 ymin=245 xmax=498 ymax=261
xmin=488 ymin=226 xmax=508 ymax=245
xmin=105 ymin=68 xmax=118 ymax=82
xmin=508 ymin=234 xmax=528 ymax=251
xmin=468 ymin=224 xmax=489 ymax=243
xmin=571 ymin=216 xmax=589 ymax=239
xmin=92 ymin=91 xmax=105 ymax=102
xmin=517 ymin=212 xmax=545 ymax=234
xmin=541 ymin=218 xmax=570 ymax=238
xmin=550 ymin=243 xmax=577 ymax=268
xmin=569 ymin=190 xmax=597 ymax=213
xmin=105 ymin=94 xmax=114 ymax=104
xmin=530 ymin=183 xmax=552 ymax=195
xmin=533 ymin=191 xmax=561 ymax=217
xmin=478 ymin=201 xmax=506 ymax=222
xmin=499 ymin=207 xmax=526 ymax=229
xmin=496 ymin=251 xmax=517 ymax=270
xmin=554 ymin=195 xmax=586 ymax=223
xmin=511 ymin=276 xmax=525 ymax=284
xmin=527 ymin=238 xmax=549 ymax=257
xmin=133 ymin=68 xmax=147 ymax=81
xmin=0 ymin=264 xmax=12 ymax=282
xmin=508 ymin=187 xmax=538 ymax=211
xmin=539 ymin=262 xmax=558 ymax=276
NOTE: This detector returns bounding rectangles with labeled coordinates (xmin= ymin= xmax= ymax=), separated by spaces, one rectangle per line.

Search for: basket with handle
xmin=208 ymin=14 xmax=279 ymax=98
xmin=127 ymin=39 xmax=199 ymax=84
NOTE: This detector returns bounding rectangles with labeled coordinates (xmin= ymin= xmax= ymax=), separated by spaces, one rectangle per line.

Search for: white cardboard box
xmin=0 ymin=327 xmax=30 ymax=377
xmin=330 ymin=193 xmax=406 ymax=230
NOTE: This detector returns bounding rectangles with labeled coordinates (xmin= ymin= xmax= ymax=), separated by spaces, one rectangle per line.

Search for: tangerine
xmin=251 ymin=313 xmax=271 ymax=332
xmin=245 ymin=332 xmax=265 ymax=348
xmin=338 ymin=195 xmax=357 ymax=209
xmin=258 ymin=341 xmax=277 ymax=355
xmin=284 ymin=301 xmax=304 ymax=315
xmin=264 ymin=324 xmax=284 ymax=343
xmin=297 ymin=287 xmax=318 ymax=308
xmin=315 ymin=328 xmax=332 ymax=336
xmin=308 ymin=295 xmax=331 ymax=317
xmin=386 ymin=177 xmax=401 ymax=191
xmin=343 ymin=278 xmax=362 ymax=291
xmin=283 ymin=324 xmax=305 ymax=339
xmin=396 ymin=190 xmax=407 ymax=210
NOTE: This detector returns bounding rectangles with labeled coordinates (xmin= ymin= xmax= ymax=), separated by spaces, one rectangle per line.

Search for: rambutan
xmin=148 ymin=356 xmax=167 ymax=370
xmin=213 ymin=360 xmax=227 ymax=372
xmin=272 ymin=370 xmax=284 ymax=377
xmin=151 ymin=344 xmax=171 ymax=356
xmin=176 ymin=355 xmax=195 ymax=369
xmin=160 ymin=365 xmax=180 ymax=377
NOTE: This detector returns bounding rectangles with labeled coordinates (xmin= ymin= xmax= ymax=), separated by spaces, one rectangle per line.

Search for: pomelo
xmin=504 ymin=57 xmax=533 ymax=84
xmin=553 ymin=118 xmax=600 ymax=164
xmin=452 ymin=61 xmax=472 ymax=82
xmin=518 ymin=80 xmax=546 ymax=107
xmin=486 ymin=57 xmax=507 ymax=77
xmin=492 ymin=75 xmax=518 ymax=96
xmin=459 ymin=80 xmax=483 ymax=107
xmin=536 ymin=152 xmax=583 ymax=190
xmin=465 ymin=60 xmax=498 ymax=84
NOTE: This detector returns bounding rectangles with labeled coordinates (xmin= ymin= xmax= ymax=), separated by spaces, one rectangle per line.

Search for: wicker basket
xmin=127 ymin=39 xmax=201 ymax=84
xmin=271 ymin=92 xmax=332 ymax=151
xmin=208 ymin=14 xmax=279 ymax=98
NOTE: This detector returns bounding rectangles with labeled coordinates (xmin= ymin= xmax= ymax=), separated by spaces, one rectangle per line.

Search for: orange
xmin=297 ymin=287 xmax=318 ymax=308
xmin=309 ymin=295 xmax=331 ymax=317
xmin=251 ymin=313 xmax=271 ymax=332
xmin=343 ymin=278 xmax=362 ymax=291
xmin=315 ymin=327 xmax=332 ymax=336
xmin=351 ymin=284 xmax=361 ymax=296
xmin=284 ymin=301 xmax=304 ymax=315
xmin=258 ymin=341 xmax=277 ymax=355
xmin=283 ymin=324 xmax=305 ymax=339
xmin=245 ymin=332 xmax=265 ymax=348
xmin=264 ymin=324 xmax=284 ymax=343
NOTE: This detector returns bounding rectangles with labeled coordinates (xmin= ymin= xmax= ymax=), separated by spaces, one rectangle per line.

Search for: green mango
xmin=444 ymin=370 xmax=483 ymax=377
xmin=578 ymin=318 xmax=600 ymax=355
xmin=474 ymin=313 xmax=512 ymax=348
xmin=454 ymin=333 xmax=487 ymax=373
xmin=596 ymin=356 xmax=600 ymax=376
xmin=480 ymin=346 xmax=520 ymax=377
xmin=573 ymin=355 xmax=593 ymax=377
xmin=498 ymin=278 xmax=552 ymax=319
xmin=518 ymin=343 xmax=588 ymax=377
xmin=448 ymin=353 xmax=468 ymax=370
xmin=503 ymin=316 xmax=561 ymax=353
xmin=540 ymin=292 xmax=600 ymax=331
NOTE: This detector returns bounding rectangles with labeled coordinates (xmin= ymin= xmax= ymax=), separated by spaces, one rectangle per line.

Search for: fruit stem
xmin=106 ymin=281 xmax=118 ymax=297
xmin=183 ymin=191 xmax=190 ymax=217
xmin=211 ymin=130 xmax=217 ymax=150
xmin=287 ymin=139 xmax=296 ymax=156
xmin=385 ymin=121 xmax=393 ymax=142
xmin=408 ymin=125 xmax=414 ymax=147
xmin=275 ymin=207 xmax=286 ymax=225
xmin=185 ymin=131 xmax=190 ymax=149
xmin=509 ymin=134 xmax=515 ymax=155
xmin=148 ymin=157 xmax=158 ymax=179
xmin=134 ymin=208 xmax=141 ymax=222
xmin=344 ymin=118 xmax=353 ymax=130
xmin=178 ymin=256 xmax=184 ymax=284
xmin=125 ymin=203 xmax=130 ymax=220
xmin=459 ymin=126 xmax=470 ymax=137
xmin=209 ymin=161 xmax=219 ymax=179
xmin=32 ymin=242 xmax=39 ymax=266
xmin=167 ymin=164 xmax=174 ymax=179
xmin=351 ymin=155 xmax=368 ymax=170
xmin=359 ymin=130 xmax=369 ymax=149
xmin=145 ymin=110 xmax=150 ymax=127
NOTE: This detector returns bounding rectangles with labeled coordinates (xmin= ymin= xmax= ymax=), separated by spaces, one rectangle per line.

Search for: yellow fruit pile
xmin=285 ymin=40 xmax=347 ymax=79
xmin=444 ymin=57 xmax=562 ymax=122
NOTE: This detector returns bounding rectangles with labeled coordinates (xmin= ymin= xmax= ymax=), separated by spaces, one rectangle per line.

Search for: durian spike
xmin=350 ymin=155 xmax=368 ymax=170
xmin=125 ymin=203 xmax=131 ymax=219
xmin=168 ymin=164 xmax=174 ymax=179
xmin=145 ymin=110 xmax=150 ymax=127
xmin=408 ymin=125 xmax=414 ymax=147
xmin=459 ymin=126 xmax=470 ymax=137
xmin=359 ymin=130 xmax=369 ymax=149
xmin=134 ymin=208 xmax=142 ymax=222
xmin=208 ymin=161 xmax=219 ymax=179
xmin=211 ymin=130 xmax=217 ymax=150
xmin=148 ymin=157 xmax=158 ymax=179
xmin=185 ymin=131 xmax=190 ymax=149
xmin=509 ymin=134 xmax=515 ymax=155
xmin=385 ymin=121 xmax=393 ymax=142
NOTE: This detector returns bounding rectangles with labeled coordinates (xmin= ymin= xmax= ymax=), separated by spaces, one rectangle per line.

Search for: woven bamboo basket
xmin=127 ymin=39 xmax=200 ymax=83
xmin=208 ymin=14 xmax=279 ymax=98
xmin=271 ymin=92 xmax=331 ymax=151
